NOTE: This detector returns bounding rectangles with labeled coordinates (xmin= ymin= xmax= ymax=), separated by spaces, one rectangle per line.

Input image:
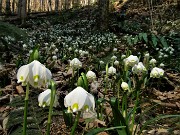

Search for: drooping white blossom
xmin=108 ymin=66 xmax=116 ymax=75
xmin=64 ymin=87 xmax=95 ymax=113
xmin=124 ymin=55 xmax=139 ymax=67
xmin=70 ymin=58 xmax=82 ymax=69
xmin=38 ymin=89 xmax=58 ymax=108
xmin=86 ymin=71 xmax=96 ymax=81
xmin=132 ymin=62 xmax=147 ymax=74
xmin=150 ymin=67 xmax=164 ymax=78
xmin=17 ymin=60 xmax=52 ymax=88
xmin=121 ymin=82 xmax=129 ymax=91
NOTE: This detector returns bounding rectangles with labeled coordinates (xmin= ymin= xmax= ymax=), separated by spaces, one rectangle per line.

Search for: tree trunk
xmin=0 ymin=0 xmax=2 ymax=14
xmin=27 ymin=0 xmax=30 ymax=12
xmin=18 ymin=0 xmax=27 ymax=24
xmin=55 ymin=0 xmax=59 ymax=11
xmin=48 ymin=0 xmax=52 ymax=11
xmin=96 ymin=0 xmax=109 ymax=30
xmin=6 ymin=0 xmax=11 ymax=14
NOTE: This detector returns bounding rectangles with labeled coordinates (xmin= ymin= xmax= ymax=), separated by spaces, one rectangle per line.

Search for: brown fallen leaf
xmin=16 ymin=85 xmax=24 ymax=94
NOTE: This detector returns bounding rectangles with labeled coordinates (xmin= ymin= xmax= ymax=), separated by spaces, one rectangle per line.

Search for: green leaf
xmin=109 ymin=97 xmax=130 ymax=135
xmin=160 ymin=36 xmax=168 ymax=48
xmin=138 ymin=115 xmax=180 ymax=135
xmin=133 ymin=35 xmax=139 ymax=44
xmin=151 ymin=34 xmax=158 ymax=48
xmin=63 ymin=110 xmax=73 ymax=127
xmin=127 ymin=37 xmax=133 ymax=46
xmin=86 ymin=126 xmax=126 ymax=135
xmin=142 ymin=33 xmax=148 ymax=43
xmin=138 ymin=33 xmax=143 ymax=40
xmin=86 ymin=128 xmax=106 ymax=135
xmin=81 ymin=72 xmax=88 ymax=91
xmin=28 ymin=45 xmax=40 ymax=63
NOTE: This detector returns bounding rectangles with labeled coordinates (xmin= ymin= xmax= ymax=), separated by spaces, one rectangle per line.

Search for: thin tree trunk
xmin=96 ymin=0 xmax=109 ymax=30
xmin=48 ymin=0 xmax=52 ymax=11
xmin=18 ymin=0 xmax=27 ymax=24
xmin=0 ymin=0 xmax=2 ymax=14
xmin=6 ymin=0 xmax=11 ymax=14
xmin=55 ymin=0 xmax=59 ymax=11
xmin=27 ymin=0 xmax=30 ymax=13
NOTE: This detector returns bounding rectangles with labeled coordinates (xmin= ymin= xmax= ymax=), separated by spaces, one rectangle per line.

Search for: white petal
xmin=17 ymin=65 xmax=29 ymax=83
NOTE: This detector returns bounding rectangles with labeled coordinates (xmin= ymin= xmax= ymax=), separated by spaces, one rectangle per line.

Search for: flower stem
xmin=22 ymin=83 xmax=29 ymax=135
xmin=70 ymin=111 xmax=81 ymax=135
xmin=46 ymin=80 xmax=56 ymax=135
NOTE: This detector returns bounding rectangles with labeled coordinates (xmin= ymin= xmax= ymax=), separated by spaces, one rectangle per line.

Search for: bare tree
xmin=96 ymin=0 xmax=109 ymax=30
xmin=55 ymin=0 xmax=59 ymax=11
xmin=0 ymin=0 xmax=2 ymax=14
xmin=6 ymin=0 xmax=11 ymax=14
xmin=48 ymin=0 xmax=52 ymax=11
xmin=18 ymin=0 xmax=27 ymax=24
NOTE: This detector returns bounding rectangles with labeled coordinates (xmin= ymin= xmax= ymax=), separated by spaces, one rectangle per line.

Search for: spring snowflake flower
xmin=111 ymin=55 xmax=117 ymax=61
xmin=64 ymin=87 xmax=95 ymax=113
xmin=52 ymin=55 xmax=57 ymax=60
xmin=150 ymin=67 xmax=164 ymax=78
xmin=38 ymin=89 xmax=58 ymax=108
xmin=121 ymin=82 xmax=129 ymax=91
xmin=100 ymin=61 xmax=104 ymax=65
xmin=70 ymin=58 xmax=82 ymax=69
xmin=114 ymin=60 xmax=119 ymax=66
xmin=17 ymin=60 xmax=52 ymax=88
xmin=132 ymin=62 xmax=147 ymax=74
xmin=121 ymin=54 xmax=126 ymax=59
xmin=149 ymin=58 xmax=157 ymax=65
xmin=108 ymin=66 xmax=116 ymax=75
xmin=86 ymin=71 xmax=96 ymax=81
xmin=124 ymin=55 xmax=139 ymax=67
xmin=113 ymin=48 xmax=117 ymax=52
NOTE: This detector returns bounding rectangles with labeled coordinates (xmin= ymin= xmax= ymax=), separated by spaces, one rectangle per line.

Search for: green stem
xmin=70 ymin=111 xmax=81 ymax=135
xmin=22 ymin=83 xmax=30 ymax=135
xmin=46 ymin=80 xmax=56 ymax=135
xmin=131 ymin=90 xmax=139 ymax=133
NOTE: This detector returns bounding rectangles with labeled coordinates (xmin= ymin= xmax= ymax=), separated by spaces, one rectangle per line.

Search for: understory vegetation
xmin=0 ymin=1 xmax=180 ymax=135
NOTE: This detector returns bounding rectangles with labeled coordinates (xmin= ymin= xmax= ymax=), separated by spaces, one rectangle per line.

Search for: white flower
xmin=38 ymin=89 xmax=58 ymax=108
xmin=160 ymin=63 xmax=165 ymax=67
xmin=124 ymin=55 xmax=139 ymax=67
xmin=17 ymin=60 xmax=52 ymax=88
xmin=17 ymin=65 xmax=29 ymax=86
xmin=86 ymin=71 xmax=96 ymax=81
xmin=99 ymin=61 xmax=104 ymax=65
xmin=150 ymin=67 xmax=164 ymax=78
xmin=70 ymin=58 xmax=82 ymax=69
xmin=132 ymin=62 xmax=147 ymax=74
xmin=75 ymin=49 xmax=78 ymax=53
xmin=51 ymin=44 xmax=56 ymax=48
xmin=23 ymin=44 xmax=27 ymax=49
xmin=108 ymin=66 xmax=116 ymax=75
xmin=29 ymin=50 xmax=33 ymax=54
xmin=114 ymin=60 xmax=119 ymax=66
xmin=149 ymin=58 xmax=156 ymax=65
xmin=121 ymin=82 xmax=129 ymax=91
xmin=68 ymin=47 xmax=72 ymax=51
xmin=52 ymin=55 xmax=57 ymax=60
xmin=144 ymin=53 xmax=149 ymax=58
xmin=54 ymin=48 xmax=58 ymax=52
xmin=111 ymin=55 xmax=117 ymax=61
xmin=64 ymin=87 xmax=95 ymax=113
xmin=113 ymin=48 xmax=117 ymax=52
xmin=121 ymin=54 xmax=126 ymax=59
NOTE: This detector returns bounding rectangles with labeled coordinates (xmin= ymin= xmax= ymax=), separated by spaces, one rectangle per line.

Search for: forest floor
xmin=0 ymin=2 xmax=180 ymax=135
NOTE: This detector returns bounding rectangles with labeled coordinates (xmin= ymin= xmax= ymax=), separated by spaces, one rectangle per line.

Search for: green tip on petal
xmin=72 ymin=103 xmax=79 ymax=112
